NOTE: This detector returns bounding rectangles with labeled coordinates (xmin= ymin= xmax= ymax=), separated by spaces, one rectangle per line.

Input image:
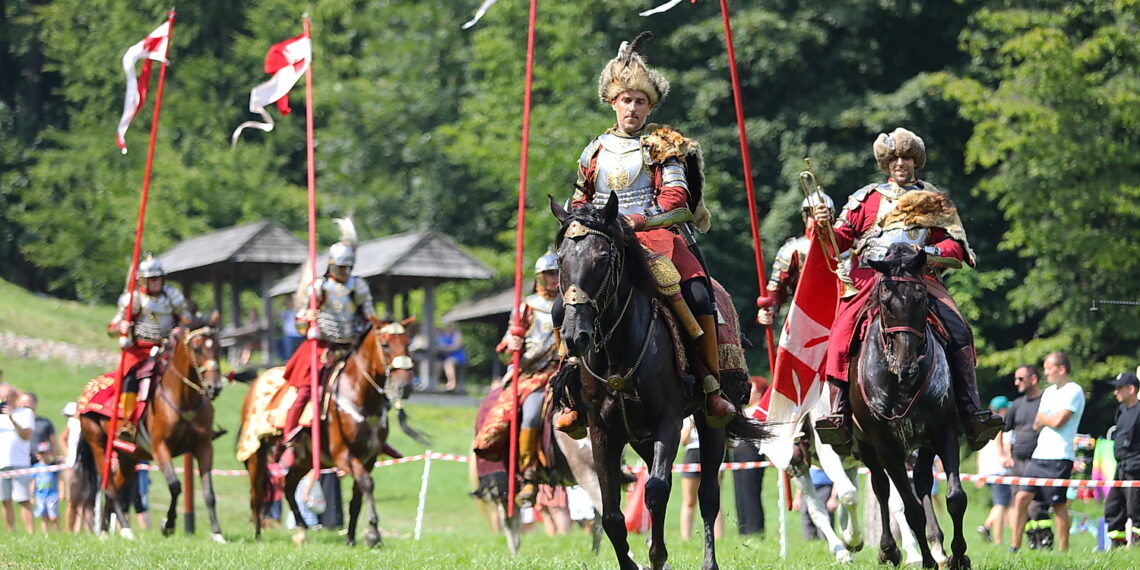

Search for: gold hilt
xmin=800 ymin=158 xmax=858 ymax=298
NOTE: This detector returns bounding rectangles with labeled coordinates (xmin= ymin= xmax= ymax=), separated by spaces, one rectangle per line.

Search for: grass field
xmin=0 ymin=279 xmax=1125 ymax=568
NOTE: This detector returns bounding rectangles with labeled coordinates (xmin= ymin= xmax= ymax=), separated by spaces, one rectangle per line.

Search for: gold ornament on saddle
xmin=801 ymin=158 xmax=858 ymax=299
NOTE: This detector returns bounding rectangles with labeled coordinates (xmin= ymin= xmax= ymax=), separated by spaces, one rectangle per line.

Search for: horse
xmin=74 ymin=312 xmax=226 ymax=542
xmin=549 ymin=194 xmax=767 ymax=570
xmin=849 ymin=242 xmax=965 ymax=569
xmin=237 ymin=316 xmax=429 ymax=547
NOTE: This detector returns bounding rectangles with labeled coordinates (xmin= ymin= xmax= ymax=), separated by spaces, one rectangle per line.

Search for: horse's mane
xmin=555 ymin=203 xmax=659 ymax=300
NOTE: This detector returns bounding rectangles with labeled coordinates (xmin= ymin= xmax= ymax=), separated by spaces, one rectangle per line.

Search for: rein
xmin=862 ymin=273 xmax=936 ymax=421
xmin=157 ymin=325 xmax=219 ymax=419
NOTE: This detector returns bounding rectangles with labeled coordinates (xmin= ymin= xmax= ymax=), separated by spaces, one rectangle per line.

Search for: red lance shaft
xmin=102 ymin=10 xmax=176 ymax=492
xmin=302 ymin=15 xmax=322 ymax=482
xmin=717 ymin=0 xmax=776 ymax=372
xmin=507 ymin=0 xmax=540 ymax=517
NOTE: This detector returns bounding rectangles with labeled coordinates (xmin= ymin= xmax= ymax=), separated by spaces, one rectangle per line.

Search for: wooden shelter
xmin=157 ymin=220 xmax=307 ymax=364
xmin=269 ymin=230 xmax=495 ymax=387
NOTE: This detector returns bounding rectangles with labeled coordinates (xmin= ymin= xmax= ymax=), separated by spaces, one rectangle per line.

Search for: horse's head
xmin=176 ymin=310 xmax=224 ymax=399
xmin=867 ymin=243 xmax=929 ymax=377
xmin=550 ymin=193 xmax=634 ymax=357
xmin=367 ymin=315 xmax=417 ymax=401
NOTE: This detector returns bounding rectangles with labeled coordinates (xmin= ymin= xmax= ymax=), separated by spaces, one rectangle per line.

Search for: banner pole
xmin=506 ymin=0 xmax=539 ymax=517
xmin=102 ymin=9 xmax=176 ymax=493
xmin=301 ymin=14 xmax=323 ymax=484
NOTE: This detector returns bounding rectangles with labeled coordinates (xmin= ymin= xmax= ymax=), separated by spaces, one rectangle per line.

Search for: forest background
xmin=1 ymin=0 xmax=1137 ymax=435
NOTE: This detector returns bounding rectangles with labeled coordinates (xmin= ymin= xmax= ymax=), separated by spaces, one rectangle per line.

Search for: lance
xmin=102 ymin=9 xmax=176 ymax=495
xmin=302 ymin=14 xmax=322 ymax=483
xmin=504 ymin=0 xmax=540 ymax=517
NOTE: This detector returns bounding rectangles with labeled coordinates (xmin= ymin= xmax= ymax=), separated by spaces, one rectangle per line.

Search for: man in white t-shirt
xmin=1009 ymin=351 xmax=1085 ymax=552
xmin=0 ymin=385 xmax=36 ymax=533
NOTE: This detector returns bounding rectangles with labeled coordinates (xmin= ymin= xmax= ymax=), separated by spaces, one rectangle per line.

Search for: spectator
xmin=1010 ymin=351 xmax=1085 ymax=553
xmin=1105 ymin=371 xmax=1140 ymax=547
xmin=678 ymin=416 xmax=725 ymax=541
xmin=794 ymin=465 xmax=835 ymax=540
xmin=534 ymin=484 xmax=572 ymax=536
xmin=1003 ymin=364 xmax=1053 ymax=548
xmin=58 ymin=402 xmax=88 ymax=532
xmin=435 ymin=323 xmax=466 ymax=392
xmin=976 ymin=395 xmax=1012 ymax=544
xmin=119 ymin=462 xmax=151 ymax=531
xmin=31 ymin=441 xmax=60 ymax=533
xmin=277 ymin=297 xmax=305 ymax=361
xmin=17 ymin=392 xmax=58 ymax=464
xmin=731 ymin=376 xmax=768 ymax=537
xmin=0 ymin=385 xmax=35 ymax=533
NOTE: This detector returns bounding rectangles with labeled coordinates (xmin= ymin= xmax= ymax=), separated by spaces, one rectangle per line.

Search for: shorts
xmin=0 ymin=471 xmax=32 ymax=502
xmin=1022 ymin=458 xmax=1073 ymax=505
xmin=34 ymin=493 xmax=59 ymax=519
xmin=989 ymin=483 xmax=1012 ymax=507
xmin=681 ymin=448 xmax=701 ymax=479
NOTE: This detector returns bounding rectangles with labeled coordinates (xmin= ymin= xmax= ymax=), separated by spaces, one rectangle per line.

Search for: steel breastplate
xmin=128 ymin=289 xmax=182 ymax=342
xmin=858 ymin=226 xmax=930 ymax=267
xmin=316 ymin=278 xmax=360 ymax=344
xmin=591 ymin=133 xmax=657 ymax=217
xmin=519 ymin=294 xmax=557 ymax=371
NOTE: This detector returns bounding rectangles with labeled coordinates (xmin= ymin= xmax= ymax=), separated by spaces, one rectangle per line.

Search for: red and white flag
xmin=116 ymin=19 xmax=171 ymax=154
xmin=231 ymin=34 xmax=311 ymax=146
xmin=754 ymin=227 xmax=840 ymax=470
xmin=639 ymin=0 xmax=690 ymax=16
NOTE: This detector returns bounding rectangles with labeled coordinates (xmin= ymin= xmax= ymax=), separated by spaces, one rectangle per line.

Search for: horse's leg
xmin=150 ymin=442 xmax=182 ymax=538
xmin=196 ymin=441 xmax=225 ymax=543
xmin=556 ymin=431 xmax=605 ymax=556
xmin=912 ymin=450 xmax=946 ymax=565
xmin=282 ymin=462 xmax=310 ymax=545
xmin=108 ymin=465 xmax=137 ymax=539
xmin=632 ymin=422 xmax=679 ymax=570
xmin=354 ymin=457 xmax=383 ymax=548
xmin=344 ymin=461 xmax=363 ymax=546
xmin=794 ymin=469 xmax=854 ymax=563
xmin=936 ymin=439 xmax=970 ymax=570
xmin=591 ymin=428 xmax=638 ymax=570
xmin=859 ymin=443 xmax=905 ymax=566
xmin=886 ymin=478 xmax=924 ymax=566
xmin=693 ymin=420 xmax=725 ymax=570
xmin=247 ymin=446 xmax=267 ymax=541
xmin=877 ymin=447 xmax=936 ymax=568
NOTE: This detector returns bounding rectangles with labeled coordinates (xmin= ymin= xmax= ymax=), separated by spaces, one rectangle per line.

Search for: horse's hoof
xmin=120 ymin=528 xmax=136 ymax=541
xmin=879 ymin=546 xmax=901 ymax=566
xmin=211 ymin=533 xmax=226 ymax=544
xmin=848 ymin=540 xmax=864 ymax=553
xmin=161 ymin=521 xmax=174 ymax=537
xmin=345 ymin=537 xmax=356 ymax=546
xmin=292 ymin=530 xmax=307 ymax=545
xmin=364 ymin=528 xmax=382 ymax=548
xmin=947 ymin=555 xmax=971 ymax=570
xmin=834 ymin=548 xmax=854 ymax=564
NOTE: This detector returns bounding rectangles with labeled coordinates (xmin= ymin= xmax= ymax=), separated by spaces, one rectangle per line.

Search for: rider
xmin=473 ymin=251 xmax=562 ymax=505
xmin=811 ymin=127 xmax=1004 ymax=452
xmin=107 ymin=255 xmax=186 ymax=443
xmin=279 ymin=218 xmax=376 ymax=463
xmin=756 ymin=193 xmax=835 ymax=327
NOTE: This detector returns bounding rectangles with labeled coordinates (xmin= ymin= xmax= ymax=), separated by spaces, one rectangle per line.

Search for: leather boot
xmin=116 ymin=392 xmax=138 ymax=443
xmin=515 ymin=428 xmax=540 ymax=506
xmin=695 ymin=314 xmax=734 ymax=428
xmin=814 ymin=379 xmax=852 ymax=454
xmin=947 ymin=346 xmax=1004 ymax=451
xmin=554 ymin=408 xmax=586 ymax=440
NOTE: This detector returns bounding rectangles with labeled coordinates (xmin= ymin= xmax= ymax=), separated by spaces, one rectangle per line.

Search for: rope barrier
xmin=4 ymin=453 xmax=1138 ymax=488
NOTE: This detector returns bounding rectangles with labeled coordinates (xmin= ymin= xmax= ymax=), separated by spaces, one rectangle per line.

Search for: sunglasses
xmin=1014 ymin=376 xmax=1028 ymax=381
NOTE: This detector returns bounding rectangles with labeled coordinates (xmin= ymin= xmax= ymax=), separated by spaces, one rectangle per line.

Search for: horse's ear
xmin=368 ymin=315 xmax=383 ymax=328
xmin=867 ymin=257 xmax=890 ymax=274
xmin=401 ymin=316 xmax=416 ymax=328
xmin=602 ymin=191 xmax=619 ymax=226
xmin=910 ymin=247 xmax=928 ymax=272
xmin=549 ymin=195 xmax=569 ymax=224
xmin=208 ymin=310 xmax=221 ymax=327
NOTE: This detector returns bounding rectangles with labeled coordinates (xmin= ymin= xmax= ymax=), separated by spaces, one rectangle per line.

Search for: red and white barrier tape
xmin=4 ymin=454 xmax=1137 ymax=488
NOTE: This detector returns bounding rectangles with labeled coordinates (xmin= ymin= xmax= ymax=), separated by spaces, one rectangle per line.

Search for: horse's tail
xmin=396 ymin=405 xmax=432 ymax=446
xmin=726 ymin=413 xmax=771 ymax=443
xmin=228 ymin=368 xmax=261 ymax=384
xmin=74 ymin=431 xmax=100 ymax=511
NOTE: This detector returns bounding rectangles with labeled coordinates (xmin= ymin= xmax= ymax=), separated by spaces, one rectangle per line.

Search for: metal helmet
xmin=137 ymin=255 xmax=165 ymax=279
xmin=534 ymin=249 xmax=558 ymax=274
xmin=801 ymin=191 xmax=835 ymax=214
xmin=327 ymin=241 xmax=356 ymax=267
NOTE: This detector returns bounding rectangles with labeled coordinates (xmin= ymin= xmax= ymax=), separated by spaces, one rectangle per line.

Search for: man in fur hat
xmin=554 ymin=32 xmax=735 ymax=436
xmin=278 ymin=218 xmax=376 ymax=465
xmin=811 ymin=127 xmax=1003 ymax=453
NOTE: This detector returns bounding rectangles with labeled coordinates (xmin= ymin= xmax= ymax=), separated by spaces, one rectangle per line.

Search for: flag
xmin=116 ymin=20 xmax=171 ymax=154
xmin=231 ymin=34 xmax=312 ymax=146
xmin=754 ymin=227 xmax=839 ymax=470
xmin=639 ymin=0 xmax=688 ymax=17
xmin=461 ymin=0 xmax=501 ymax=30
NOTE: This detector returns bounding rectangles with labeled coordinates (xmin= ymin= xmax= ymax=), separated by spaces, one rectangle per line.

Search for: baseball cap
xmin=35 ymin=441 xmax=51 ymax=453
xmin=988 ymin=395 xmax=1011 ymax=410
xmin=1110 ymin=372 xmax=1140 ymax=388
xmin=62 ymin=401 xmax=77 ymax=417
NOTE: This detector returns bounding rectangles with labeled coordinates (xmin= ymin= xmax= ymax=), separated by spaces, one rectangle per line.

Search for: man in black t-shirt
xmin=1105 ymin=371 xmax=1140 ymax=547
xmin=1002 ymin=364 xmax=1052 ymax=549
xmin=15 ymin=392 xmax=56 ymax=465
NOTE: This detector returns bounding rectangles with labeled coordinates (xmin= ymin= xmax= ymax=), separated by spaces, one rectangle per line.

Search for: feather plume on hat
xmin=597 ymin=32 xmax=670 ymax=106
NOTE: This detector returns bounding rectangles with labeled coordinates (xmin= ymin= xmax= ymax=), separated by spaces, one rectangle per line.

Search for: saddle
xmin=235 ymin=363 xmax=343 ymax=463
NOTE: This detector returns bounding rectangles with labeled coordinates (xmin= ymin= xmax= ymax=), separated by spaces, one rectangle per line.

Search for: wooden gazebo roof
xmin=441 ymin=288 xmax=514 ymax=326
xmin=269 ymin=230 xmax=495 ymax=298
xmin=158 ymin=220 xmax=307 ymax=283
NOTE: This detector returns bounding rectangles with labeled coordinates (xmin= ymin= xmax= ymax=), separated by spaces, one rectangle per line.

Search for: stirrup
xmin=554 ymin=409 xmax=586 ymax=440
xmin=703 ymin=391 xmax=734 ymax=428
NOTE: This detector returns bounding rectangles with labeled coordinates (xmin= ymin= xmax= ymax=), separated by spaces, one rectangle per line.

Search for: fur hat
xmin=873 ymin=128 xmax=926 ymax=174
xmin=597 ymin=32 xmax=670 ymax=106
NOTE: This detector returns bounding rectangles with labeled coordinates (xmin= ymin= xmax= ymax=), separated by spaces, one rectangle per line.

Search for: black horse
xmin=550 ymin=194 xmax=766 ymax=570
xmin=850 ymin=242 xmax=967 ymax=569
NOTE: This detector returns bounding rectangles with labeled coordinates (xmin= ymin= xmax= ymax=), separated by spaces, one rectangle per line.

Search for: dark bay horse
xmin=550 ymin=194 xmax=767 ymax=570
xmin=850 ymin=243 xmax=965 ymax=568
xmin=239 ymin=316 xmax=429 ymax=547
xmin=76 ymin=312 xmax=226 ymax=541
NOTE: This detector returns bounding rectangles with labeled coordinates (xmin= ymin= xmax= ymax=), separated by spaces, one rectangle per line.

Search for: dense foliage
xmin=2 ymin=0 xmax=1137 ymax=425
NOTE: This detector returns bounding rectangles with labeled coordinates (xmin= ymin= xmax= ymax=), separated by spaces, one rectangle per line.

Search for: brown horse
xmin=238 ymin=316 xmax=429 ymax=547
xmin=74 ymin=312 xmax=226 ymax=541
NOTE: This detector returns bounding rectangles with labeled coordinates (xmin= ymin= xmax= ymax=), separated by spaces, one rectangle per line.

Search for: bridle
xmin=170 ymin=325 xmax=220 ymax=397
xmin=357 ymin=322 xmax=415 ymax=400
xmin=875 ymin=274 xmax=929 ymax=374
xmin=559 ymin=220 xmax=633 ymax=349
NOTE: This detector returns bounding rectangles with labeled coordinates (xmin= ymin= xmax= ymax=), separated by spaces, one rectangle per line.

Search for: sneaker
xmin=977 ymin=525 xmax=992 ymax=543
xmin=1038 ymin=528 xmax=1054 ymax=550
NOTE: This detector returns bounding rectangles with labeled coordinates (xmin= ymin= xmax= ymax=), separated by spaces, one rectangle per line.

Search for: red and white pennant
xmin=116 ymin=20 xmax=171 ymax=154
